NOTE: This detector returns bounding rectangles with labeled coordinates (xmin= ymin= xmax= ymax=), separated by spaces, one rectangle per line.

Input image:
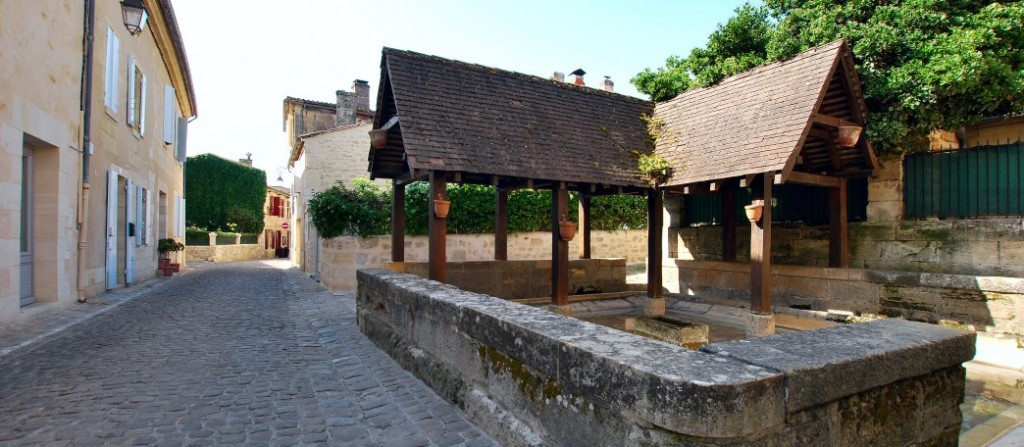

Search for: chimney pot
xmin=570 ymin=68 xmax=586 ymax=86
xmin=551 ymin=71 xmax=565 ymax=82
xmin=602 ymin=76 xmax=614 ymax=92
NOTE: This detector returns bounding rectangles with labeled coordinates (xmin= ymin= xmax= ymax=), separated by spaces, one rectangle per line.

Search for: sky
xmin=171 ymin=0 xmax=753 ymax=186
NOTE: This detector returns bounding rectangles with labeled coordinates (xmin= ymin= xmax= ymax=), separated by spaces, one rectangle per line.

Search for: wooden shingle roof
xmin=373 ymin=48 xmax=655 ymax=188
xmin=654 ymin=40 xmax=874 ymax=187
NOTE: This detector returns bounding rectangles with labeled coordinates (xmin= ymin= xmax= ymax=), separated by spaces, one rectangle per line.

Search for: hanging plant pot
xmin=559 ymin=220 xmax=577 ymax=241
xmin=744 ymin=201 xmax=764 ymax=223
xmin=837 ymin=124 xmax=862 ymax=148
xmin=433 ymin=194 xmax=450 ymax=219
xmin=369 ymin=129 xmax=388 ymax=149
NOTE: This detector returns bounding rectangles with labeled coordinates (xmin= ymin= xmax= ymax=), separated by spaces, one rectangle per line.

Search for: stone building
xmin=0 ymin=0 xmax=196 ymax=324
xmin=284 ymin=80 xmax=377 ymax=274
xmin=264 ymin=185 xmax=291 ymax=258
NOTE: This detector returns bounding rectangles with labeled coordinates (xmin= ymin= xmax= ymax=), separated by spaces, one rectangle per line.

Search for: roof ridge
xmin=382 ymin=47 xmax=652 ymax=105
xmin=283 ymin=96 xmax=335 ymax=108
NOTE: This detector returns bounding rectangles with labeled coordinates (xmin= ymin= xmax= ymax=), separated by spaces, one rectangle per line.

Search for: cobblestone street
xmin=0 ymin=261 xmax=496 ymax=447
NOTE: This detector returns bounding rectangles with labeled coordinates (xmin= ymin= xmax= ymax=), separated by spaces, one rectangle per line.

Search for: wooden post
xmin=391 ymin=181 xmax=405 ymax=262
xmin=722 ymin=186 xmax=737 ymax=262
xmin=750 ymin=174 xmax=772 ymax=314
xmin=428 ymin=171 xmax=447 ymax=282
xmin=829 ymin=178 xmax=849 ymax=268
xmin=551 ymin=183 xmax=569 ymax=307
xmin=647 ymin=189 xmax=663 ymax=299
xmin=495 ymin=188 xmax=508 ymax=261
xmin=581 ymin=194 xmax=592 ymax=259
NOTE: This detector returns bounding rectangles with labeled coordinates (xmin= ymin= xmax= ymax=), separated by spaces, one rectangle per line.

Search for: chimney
xmin=570 ymin=68 xmax=586 ymax=86
xmin=336 ymin=89 xmax=356 ymax=126
xmin=602 ymin=76 xmax=614 ymax=92
xmin=551 ymin=71 xmax=565 ymax=82
xmin=352 ymin=79 xmax=370 ymax=111
xmin=239 ymin=152 xmax=253 ymax=166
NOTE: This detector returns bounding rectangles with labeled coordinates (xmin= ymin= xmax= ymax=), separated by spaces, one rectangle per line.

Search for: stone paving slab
xmin=0 ymin=260 xmax=496 ymax=446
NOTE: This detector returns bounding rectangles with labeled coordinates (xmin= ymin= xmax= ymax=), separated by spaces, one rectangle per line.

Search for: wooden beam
xmin=750 ymin=174 xmax=772 ymax=314
xmin=395 ymin=169 xmax=426 ymax=186
xmin=551 ymin=184 xmax=570 ymax=306
xmin=740 ymin=174 xmax=758 ymax=188
xmin=581 ymin=194 xmax=592 ymax=259
xmin=829 ymin=178 xmax=849 ymax=268
xmin=684 ymin=183 xmax=711 ymax=195
xmin=495 ymin=188 xmax=508 ymax=261
xmin=391 ymin=181 xmax=405 ymax=262
xmin=812 ymin=113 xmax=845 ymax=128
xmin=647 ymin=190 xmax=663 ymax=299
xmin=428 ymin=171 xmax=447 ymax=282
xmin=776 ymin=171 xmax=842 ymax=188
xmin=722 ymin=185 xmax=737 ymax=262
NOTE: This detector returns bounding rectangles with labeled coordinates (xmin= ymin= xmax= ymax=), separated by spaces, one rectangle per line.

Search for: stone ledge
xmin=701 ymin=318 xmax=975 ymax=413
xmin=358 ymin=269 xmax=974 ymax=444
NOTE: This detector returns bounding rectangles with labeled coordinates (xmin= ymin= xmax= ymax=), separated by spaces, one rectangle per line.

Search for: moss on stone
xmin=477 ymin=345 xmax=562 ymax=402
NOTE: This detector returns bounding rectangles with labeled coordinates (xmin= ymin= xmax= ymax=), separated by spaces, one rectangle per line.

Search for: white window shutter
xmin=135 ymin=185 xmax=143 ymax=246
xmin=140 ymin=73 xmax=147 ymax=136
xmin=163 ymin=85 xmax=176 ymax=144
xmin=105 ymin=27 xmax=120 ymax=111
xmin=145 ymin=189 xmax=152 ymax=245
xmin=127 ymin=58 xmax=136 ymax=126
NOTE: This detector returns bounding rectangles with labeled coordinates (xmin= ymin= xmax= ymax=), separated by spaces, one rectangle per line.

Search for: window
xmin=163 ymin=85 xmax=177 ymax=144
xmin=127 ymin=57 xmax=147 ymax=136
xmin=103 ymin=27 xmax=120 ymax=112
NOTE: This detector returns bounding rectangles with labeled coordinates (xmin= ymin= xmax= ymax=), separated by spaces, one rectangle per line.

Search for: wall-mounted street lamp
xmin=120 ymin=0 xmax=148 ymax=36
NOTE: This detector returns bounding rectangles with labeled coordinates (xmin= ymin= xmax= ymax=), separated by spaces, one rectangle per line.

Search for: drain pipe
xmin=77 ymin=0 xmax=96 ymax=303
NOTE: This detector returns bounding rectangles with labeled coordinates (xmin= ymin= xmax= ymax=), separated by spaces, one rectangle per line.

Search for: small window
xmin=127 ymin=58 xmax=147 ymax=136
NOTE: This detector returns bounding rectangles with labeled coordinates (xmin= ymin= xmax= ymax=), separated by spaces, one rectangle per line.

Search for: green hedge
xmin=185 ymin=228 xmax=209 ymax=246
xmin=185 ymin=154 xmax=266 ymax=233
xmin=309 ymin=178 xmax=647 ymax=238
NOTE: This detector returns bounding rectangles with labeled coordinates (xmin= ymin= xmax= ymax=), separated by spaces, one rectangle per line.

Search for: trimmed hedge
xmin=309 ymin=178 xmax=647 ymax=238
xmin=185 ymin=154 xmax=266 ymax=233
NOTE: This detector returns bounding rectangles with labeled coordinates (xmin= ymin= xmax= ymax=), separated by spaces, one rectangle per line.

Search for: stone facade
xmin=264 ymin=185 xmax=291 ymax=255
xmin=317 ymin=230 xmax=647 ymax=292
xmin=358 ymin=269 xmax=973 ymax=446
xmin=0 ymin=0 xmax=194 ymax=324
xmin=185 ymin=243 xmax=273 ymax=263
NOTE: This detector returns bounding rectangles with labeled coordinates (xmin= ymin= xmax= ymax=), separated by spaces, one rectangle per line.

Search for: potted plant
xmin=745 ymin=200 xmax=765 ymax=223
xmin=433 ymin=194 xmax=450 ymax=219
xmin=369 ymin=129 xmax=387 ymax=149
xmin=157 ymin=238 xmax=184 ymax=275
xmin=558 ymin=215 xmax=577 ymax=241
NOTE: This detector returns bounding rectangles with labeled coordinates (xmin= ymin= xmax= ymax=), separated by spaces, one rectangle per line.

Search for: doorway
xmin=19 ymin=145 xmax=34 ymax=306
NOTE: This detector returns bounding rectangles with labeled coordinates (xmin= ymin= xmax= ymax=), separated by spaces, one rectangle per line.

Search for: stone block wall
xmin=357 ymin=269 xmax=974 ymax=446
xmin=318 ymin=230 xmax=646 ymax=292
xmin=673 ymin=156 xmax=1024 ymax=277
xmin=387 ymin=258 xmax=626 ymax=299
xmin=185 ymin=244 xmax=273 ymax=263
xmin=669 ymin=260 xmax=1024 ymax=335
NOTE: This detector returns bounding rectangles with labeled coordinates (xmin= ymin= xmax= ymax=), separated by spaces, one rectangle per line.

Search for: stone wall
xmin=318 ymin=230 xmax=647 ymax=292
xmin=358 ymin=269 xmax=974 ymax=446
xmin=672 ymin=155 xmax=1024 ymax=277
xmin=185 ymin=244 xmax=273 ymax=263
xmin=667 ymin=260 xmax=1024 ymax=335
xmin=388 ymin=258 xmax=626 ymax=299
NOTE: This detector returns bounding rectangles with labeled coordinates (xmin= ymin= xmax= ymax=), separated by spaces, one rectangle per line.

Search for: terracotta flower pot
xmin=559 ymin=220 xmax=577 ymax=241
xmin=369 ymin=129 xmax=387 ymax=149
xmin=433 ymin=197 xmax=450 ymax=219
xmin=837 ymin=124 xmax=862 ymax=147
xmin=744 ymin=202 xmax=764 ymax=223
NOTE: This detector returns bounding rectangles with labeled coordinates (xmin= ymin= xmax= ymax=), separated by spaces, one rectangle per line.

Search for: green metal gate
xmin=904 ymin=143 xmax=1024 ymax=219
xmin=683 ymin=179 xmax=868 ymax=227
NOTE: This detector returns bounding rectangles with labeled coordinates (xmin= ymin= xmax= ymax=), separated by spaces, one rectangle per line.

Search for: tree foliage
xmin=185 ymin=154 xmax=266 ymax=233
xmin=307 ymin=179 xmax=648 ymax=238
xmin=632 ymin=1 xmax=1024 ymax=153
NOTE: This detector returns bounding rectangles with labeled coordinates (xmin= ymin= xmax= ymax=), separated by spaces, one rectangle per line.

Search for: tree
xmin=184 ymin=154 xmax=267 ymax=233
xmin=633 ymin=1 xmax=1024 ymax=153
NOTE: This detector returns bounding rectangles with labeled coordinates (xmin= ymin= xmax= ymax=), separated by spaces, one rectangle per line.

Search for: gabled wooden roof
xmin=370 ymin=48 xmax=655 ymax=189
xmin=654 ymin=40 xmax=878 ymax=188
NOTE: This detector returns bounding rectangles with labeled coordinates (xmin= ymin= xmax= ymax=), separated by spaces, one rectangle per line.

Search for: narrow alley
xmin=0 ymin=261 xmax=495 ymax=447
